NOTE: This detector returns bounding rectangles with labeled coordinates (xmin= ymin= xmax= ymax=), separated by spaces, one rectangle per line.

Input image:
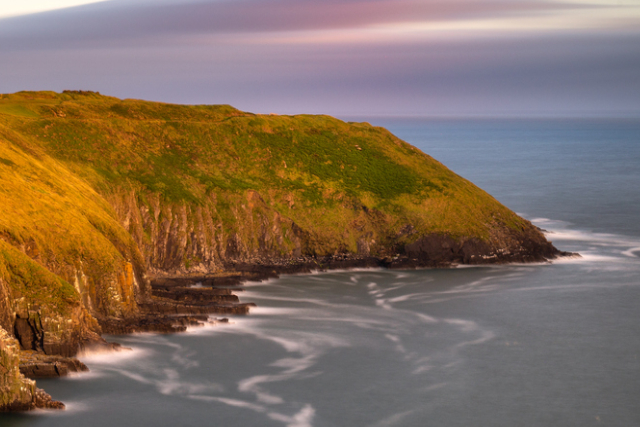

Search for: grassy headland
xmin=0 ymin=89 xmax=559 ymax=382
xmin=1 ymin=90 xmax=527 ymax=252
xmin=0 ymin=90 xmax=560 ymax=409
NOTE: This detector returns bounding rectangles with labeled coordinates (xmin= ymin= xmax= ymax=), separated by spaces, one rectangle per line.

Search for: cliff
xmin=0 ymin=90 xmax=561 ymax=409
xmin=0 ymin=328 xmax=63 ymax=410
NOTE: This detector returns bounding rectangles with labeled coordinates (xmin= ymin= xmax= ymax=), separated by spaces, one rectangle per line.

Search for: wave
xmin=268 ymin=404 xmax=316 ymax=427
xmin=622 ymin=246 xmax=640 ymax=258
xmin=189 ymin=395 xmax=267 ymax=412
xmin=370 ymin=409 xmax=416 ymax=427
xmin=78 ymin=347 xmax=149 ymax=365
xmin=527 ymin=217 xmax=640 ymax=268
xmin=533 ymin=217 xmax=639 ymax=245
xmin=240 ymin=306 xmax=307 ymax=316
xmin=26 ymin=401 xmax=92 ymax=416
xmin=552 ymin=252 xmax=620 ymax=264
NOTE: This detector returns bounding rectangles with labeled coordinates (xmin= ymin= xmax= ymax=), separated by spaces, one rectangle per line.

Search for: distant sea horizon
xmin=340 ymin=113 xmax=640 ymax=120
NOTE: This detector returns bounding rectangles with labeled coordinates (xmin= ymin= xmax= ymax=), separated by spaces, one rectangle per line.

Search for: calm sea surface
xmin=5 ymin=118 xmax=640 ymax=427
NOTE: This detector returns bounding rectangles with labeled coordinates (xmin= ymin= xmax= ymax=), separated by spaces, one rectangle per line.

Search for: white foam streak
xmin=547 ymin=229 xmax=623 ymax=244
xmin=113 ymin=366 xmax=225 ymax=396
xmin=78 ymin=347 xmax=149 ymax=365
xmin=529 ymin=218 xmax=640 ymax=267
xmin=385 ymin=334 xmax=408 ymax=354
xmin=529 ymin=217 xmax=565 ymax=226
xmin=387 ymin=293 xmax=425 ymax=303
xmin=268 ymin=336 xmax=309 ymax=354
xmin=622 ymin=246 xmax=640 ymax=258
xmin=238 ymin=374 xmax=286 ymax=404
xmin=184 ymin=319 xmax=228 ymax=335
xmin=117 ymin=369 xmax=153 ymax=385
xmin=61 ymin=370 xmax=105 ymax=381
xmin=455 ymin=330 xmax=496 ymax=348
xmin=246 ymin=306 xmax=307 ymax=316
xmin=245 ymin=294 xmax=330 ymax=306
xmin=189 ymin=395 xmax=267 ymax=412
xmin=189 ymin=319 xmax=350 ymax=425
xmin=415 ymin=313 xmax=439 ymax=324
xmin=411 ymin=356 xmax=434 ymax=374
xmin=443 ymin=318 xmax=479 ymax=333
xmin=553 ymin=252 xmax=620 ymax=263
xmin=27 ymin=401 xmax=91 ymax=416
xmin=375 ymin=299 xmax=393 ymax=310
xmin=384 ymin=334 xmax=401 ymax=343
xmin=370 ymin=409 xmax=416 ymax=427
xmin=419 ymin=382 xmax=448 ymax=393
xmin=268 ymin=404 xmax=316 ymax=427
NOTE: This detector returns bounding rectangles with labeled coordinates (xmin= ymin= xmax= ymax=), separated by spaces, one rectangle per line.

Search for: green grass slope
xmin=0 ymin=91 xmax=546 ymax=274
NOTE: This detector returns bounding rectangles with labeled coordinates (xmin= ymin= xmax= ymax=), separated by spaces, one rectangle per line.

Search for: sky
xmin=1 ymin=0 xmax=639 ymax=116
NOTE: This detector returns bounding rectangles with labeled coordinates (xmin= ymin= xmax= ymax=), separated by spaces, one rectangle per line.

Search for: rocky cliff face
xmin=108 ymin=186 xmax=558 ymax=276
xmin=0 ymin=327 xmax=63 ymax=411
xmin=108 ymin=190 xmax=309 ymax=275
xmin=0 ymin=241 xmax=101 ymax=356
xmin=0 ymin=125 xmax=151 ymax=360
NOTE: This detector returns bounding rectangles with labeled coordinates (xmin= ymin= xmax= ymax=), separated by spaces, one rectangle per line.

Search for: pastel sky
xmin=1 ymin=0 xmax=639 ymax=116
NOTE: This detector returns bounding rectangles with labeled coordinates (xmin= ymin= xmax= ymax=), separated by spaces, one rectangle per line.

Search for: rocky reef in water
xmin=0 ymin=91 xmax=568 ymax=410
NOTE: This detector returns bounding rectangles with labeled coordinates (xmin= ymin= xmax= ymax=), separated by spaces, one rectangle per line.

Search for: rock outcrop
xmin=0 ymin=327 xmax=64 ymax=411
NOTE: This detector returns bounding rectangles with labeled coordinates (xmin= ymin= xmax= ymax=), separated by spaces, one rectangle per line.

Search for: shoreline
xmin=150 ymin=248 xmax=577 ymax=286
xmin=11 ymin=250 xmax=576 ymax=412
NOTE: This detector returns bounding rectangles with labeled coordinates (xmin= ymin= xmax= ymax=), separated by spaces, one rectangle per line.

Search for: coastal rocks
xmin=98 ymin=314 xmax=210 ymax=334
xmin=96 ymin=279 xmax=251 ymax=334
xmin=19 ymin=351 xmax=89 ymax=378
xmin=141 ymin=288 xmax=253 ymax=316
xmin=402 ymin=225 xmax=562 ymax=267
xmin=151 ymin=287 xmax=240 ymax=305
xmin=12 ymin=306 xmax=104 ymax=358
xmin=98 ymin=314 xmax=234 ymax=334
xmin=13 ymin=312 xmax=82 ymax=357
xmin=0 ymin=327 xmax=64 ymax=411
xmin=32 ymin=388 xmax=65 ymax=410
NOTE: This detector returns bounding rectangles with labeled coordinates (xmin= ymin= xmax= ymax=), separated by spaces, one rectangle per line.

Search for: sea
xmin=4 ymin=118 xmax=640 ymax=427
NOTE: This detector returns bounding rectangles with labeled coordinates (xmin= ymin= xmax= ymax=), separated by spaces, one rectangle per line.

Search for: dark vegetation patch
xmin=0 ymin=157 xmax=15 ymax=167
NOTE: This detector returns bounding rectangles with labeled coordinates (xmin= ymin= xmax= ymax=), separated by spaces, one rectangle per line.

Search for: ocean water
xmin=4 ymin=118 xmax=640 ymax=427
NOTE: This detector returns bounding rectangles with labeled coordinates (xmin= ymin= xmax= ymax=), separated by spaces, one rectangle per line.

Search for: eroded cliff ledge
xmin=0 ymin=91 xmax=565 ymax=409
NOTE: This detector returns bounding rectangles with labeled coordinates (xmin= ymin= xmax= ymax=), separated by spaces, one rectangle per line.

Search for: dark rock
xmin=0 ymin=327 xmax=64 ymax=411
xmin=151 ymin=288 xmax=240 ymax=304
xmin=34 ymin=388 xmax=65 ymax=410
xmin=14 ymin=313 xmax=82 ymax=357
xmin=95 ymin=274 xmax=254 ymax=334
xmin=14 ymin=316 xmax=40 ymax=353
xmin=19 ymin=351 xmax=89 ymax=379
xmin=99 ymin=314 xmax=210 ymax=335
xmin=80 ymin=339 xmax=128 ymax=354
